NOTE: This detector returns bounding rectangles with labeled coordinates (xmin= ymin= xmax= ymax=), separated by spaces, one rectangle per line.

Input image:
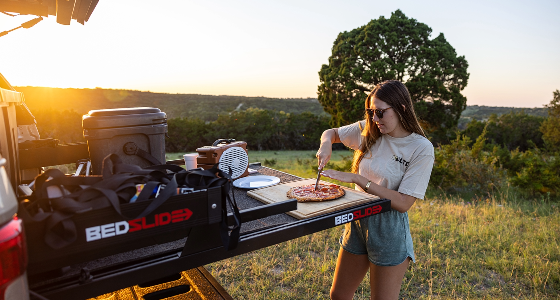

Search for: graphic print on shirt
xmin=392 ymin=155 xmax=410 ymax=167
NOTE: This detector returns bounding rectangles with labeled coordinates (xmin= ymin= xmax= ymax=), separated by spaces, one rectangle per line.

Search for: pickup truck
xmin=0 ymin=3 xmax=392 ymax=299
xmin=0 ymin=71 xmax=290 ymax=300
xmin=0 ymin=156 xmax=27 ymax=300
xmin=0 ymin=73 xmax=392 ymax=300
xmin=0 ymin=75 xmax=31 ymax=299
xmin=1 ymin=0 xmax=101 ymax=294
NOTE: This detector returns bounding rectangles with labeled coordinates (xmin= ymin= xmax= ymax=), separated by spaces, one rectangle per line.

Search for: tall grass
xmin=205 ymin=150 xmax=560 ymax=299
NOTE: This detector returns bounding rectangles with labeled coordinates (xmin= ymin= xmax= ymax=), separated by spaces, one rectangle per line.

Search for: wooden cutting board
xmin=247 ymin=178 xmax=380 ymax=219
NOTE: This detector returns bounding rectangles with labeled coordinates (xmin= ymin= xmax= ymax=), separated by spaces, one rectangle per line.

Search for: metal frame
xmin=30 ymin=198 xmax=390 ymax=300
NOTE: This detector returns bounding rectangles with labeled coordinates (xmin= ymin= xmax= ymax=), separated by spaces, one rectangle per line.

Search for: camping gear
xmin=196 ymin=139 xmax=249 ymax=179
xmin=82 ymin=107 xmax=167 ymax=174
xmin=20 ymin=154 xmax=240 ymax=274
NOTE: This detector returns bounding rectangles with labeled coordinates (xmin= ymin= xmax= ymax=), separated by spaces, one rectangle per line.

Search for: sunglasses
xmin=366 ymin=107 xmax=392 ymax=119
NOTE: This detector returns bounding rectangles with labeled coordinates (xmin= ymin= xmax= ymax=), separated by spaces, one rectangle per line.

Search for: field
xmin=183 ymin=150 xmax=560 ymax=299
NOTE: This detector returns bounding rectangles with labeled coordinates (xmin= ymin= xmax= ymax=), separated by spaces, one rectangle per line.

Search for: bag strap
xmin=145 ymin=163 xmax=185 ymax=174
xmin=35 ymin=173 xmax=178 ymax=249
xmin=210 ymin=165 xmax=241 ymax=251
xmin=133 ymin=175 xmax=178 ymax=219
xmin=220 ymin=190 xmax=241 ymax=251
xmin=135 ymin=147 xmax=162 ymax=165
xmin=123 ymin=141 xmax=162 ymax=165
xmin=24 ymin=155 xmax=181 ymax=249
xmin=102 ymin=154 xmax=174 ymax=184
xmin=23 ymin=154 xmax=240 ymax=250
xmin=181 ymin=163 xmax=242 ymax=250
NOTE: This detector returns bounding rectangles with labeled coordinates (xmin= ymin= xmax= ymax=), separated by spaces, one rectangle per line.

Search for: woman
xmin=316 ymin=80 xmax=434 ymax=300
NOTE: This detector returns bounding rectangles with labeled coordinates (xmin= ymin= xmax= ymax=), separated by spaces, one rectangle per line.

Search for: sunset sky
xmin=1 ymin=0 xmax=559 ymax=107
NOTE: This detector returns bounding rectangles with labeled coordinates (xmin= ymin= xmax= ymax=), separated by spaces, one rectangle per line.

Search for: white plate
xmin=233 ymin=175 xmax=280 ymax=189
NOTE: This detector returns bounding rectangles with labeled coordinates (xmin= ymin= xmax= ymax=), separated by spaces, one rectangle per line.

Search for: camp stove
xmin=196 ymin=139 xmax=249 ymax=179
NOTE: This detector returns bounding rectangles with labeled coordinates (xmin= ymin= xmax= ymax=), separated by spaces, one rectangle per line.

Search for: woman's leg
xmin=369 ymin=257 xmax=410 ymax=300
xmin=330 ymin=248 xmax=370 ymax=300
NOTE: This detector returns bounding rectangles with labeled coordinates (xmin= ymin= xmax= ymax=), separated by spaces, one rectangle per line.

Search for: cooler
xmin=82 ymin=107 xmax=167 ymax=174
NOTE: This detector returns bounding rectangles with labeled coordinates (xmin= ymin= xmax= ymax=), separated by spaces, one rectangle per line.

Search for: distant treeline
xmin=16 ymin=86 xmax=326 ymax=122
xmin=31 ymin=105 xmax=548 ymax=153
xmin=18 ymin=87 xmax=548 ymax=126
xmin=460 ymin=111 xmax=545 ymax=151
xmin=458 ymin=105 xmax=547 ymax=129
xmin=30 ymin=107 xmax=331 ymax=151
xmin=167 ymin=108 xmax=330 ymax=151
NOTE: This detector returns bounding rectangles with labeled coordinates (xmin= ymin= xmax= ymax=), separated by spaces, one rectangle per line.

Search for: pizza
xmin=287 ymin=184 xmax=345 ymax=202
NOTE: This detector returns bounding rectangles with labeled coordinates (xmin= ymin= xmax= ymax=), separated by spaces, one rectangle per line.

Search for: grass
xmin=199 ymin=150 xmax=560 ymax=299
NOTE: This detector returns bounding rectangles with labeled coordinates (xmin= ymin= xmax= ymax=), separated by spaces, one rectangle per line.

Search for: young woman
xmin=316 ymin=80 xmax=434 ymax=300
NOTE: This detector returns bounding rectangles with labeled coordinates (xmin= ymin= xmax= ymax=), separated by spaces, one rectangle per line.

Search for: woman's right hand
xmin=316 ymin=144 xmax=332 ymax=169
xmin=316 ymin=128 xmax=339 ymax=169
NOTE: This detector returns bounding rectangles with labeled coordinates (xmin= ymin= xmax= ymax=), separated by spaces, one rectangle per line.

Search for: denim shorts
xmin=339 ymin=209 xmax=415 ymax=266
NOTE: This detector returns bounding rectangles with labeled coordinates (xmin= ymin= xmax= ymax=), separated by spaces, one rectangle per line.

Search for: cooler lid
xmin=83 ymin=107 xmax=167 ymax=129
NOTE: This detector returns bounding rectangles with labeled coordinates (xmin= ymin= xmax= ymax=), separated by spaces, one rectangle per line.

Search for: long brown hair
xmin=351 ymin=80 xmax=426 ymax=173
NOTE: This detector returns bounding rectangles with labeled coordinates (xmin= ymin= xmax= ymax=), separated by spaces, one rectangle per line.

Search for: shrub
xmin=461 ymin=111 xmax=545 ymax=151
xmin=505 ymin=149 xmax=560 ymax=196
xmin=430 ymin=133 xmax=508 ymax=196
xmin=431 ymin=129 xmax=560 ymax=197
xmin=540 ymin=89 xmax=560 ymax=150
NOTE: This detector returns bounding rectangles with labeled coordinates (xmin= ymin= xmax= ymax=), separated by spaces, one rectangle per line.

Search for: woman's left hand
xmin=320 ymin=170 xmax=357 ymax=184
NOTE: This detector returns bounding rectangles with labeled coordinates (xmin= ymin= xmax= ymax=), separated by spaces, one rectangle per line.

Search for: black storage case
xmin=24 ymin=186 xmax=223 ymax=274
xmin=82 ymin=107 xmax=167 ymax=175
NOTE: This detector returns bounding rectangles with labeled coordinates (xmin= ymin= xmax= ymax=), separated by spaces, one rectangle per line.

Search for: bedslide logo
xmin=85 ymin=208 xmax=193 ymax=242
xmin=334 ymin=205 xmax=382 ymax=225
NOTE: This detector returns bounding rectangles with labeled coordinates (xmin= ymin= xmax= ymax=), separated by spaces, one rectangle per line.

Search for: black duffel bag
xmin=20 ymin=153 xmax=241 ymax=267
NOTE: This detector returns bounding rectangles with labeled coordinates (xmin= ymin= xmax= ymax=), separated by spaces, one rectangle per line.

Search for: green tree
xmin=462 ymin=112 xmax=545 ymax=151
xmin=284 ymin=112 xmax=331 ymax=150
xmin=540 ymin=90 xmax=560 ymax=150
xmin=166 ymin=118 xmax=209 ymax=152
xmin=318 ymin=9 xmax=469 ymax=144
xmin=208 ymin=108 xmax=283 ymax=150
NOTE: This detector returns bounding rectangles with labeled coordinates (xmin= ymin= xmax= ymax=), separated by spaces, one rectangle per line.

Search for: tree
xmin=540 ymin=90 xmax=560 ymax=150
xmin=462 ymin=112 xmax=545 ymax=151
xmin=166 ymin=117 xmax=209 ymax=152
xmin=318 ymin=10 xmax=469 ymax=143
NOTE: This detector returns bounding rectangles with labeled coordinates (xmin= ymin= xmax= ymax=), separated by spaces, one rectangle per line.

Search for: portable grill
xmin=196 ymin=139 xmax=249 ymax=179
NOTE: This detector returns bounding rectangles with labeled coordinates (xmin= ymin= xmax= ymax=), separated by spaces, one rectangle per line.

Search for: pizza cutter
xmin=314 ymin=166 xmax=323 ymax=191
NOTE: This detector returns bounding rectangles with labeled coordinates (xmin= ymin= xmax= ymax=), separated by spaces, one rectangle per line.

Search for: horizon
xmin=14 ymin=85 xmax=551 ymax=109
xmin=1 ymin=0 xmax=559 ymax=108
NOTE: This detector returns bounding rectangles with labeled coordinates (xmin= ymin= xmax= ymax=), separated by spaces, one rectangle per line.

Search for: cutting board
xmin=247 ymin=178 xmax=379 ymax=219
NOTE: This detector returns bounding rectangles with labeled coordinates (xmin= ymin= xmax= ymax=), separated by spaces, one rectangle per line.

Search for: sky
xmin=1 ymin=0 xmax=559 ymax=108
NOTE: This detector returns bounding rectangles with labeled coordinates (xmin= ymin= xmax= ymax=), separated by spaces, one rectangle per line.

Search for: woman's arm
xmin=321 ymin=128 xmax=341 ymax=144
xmin=320 ymin=170 xmax=416 ymax=213
xmin=316 ymin=128 xmax=341 ymax=169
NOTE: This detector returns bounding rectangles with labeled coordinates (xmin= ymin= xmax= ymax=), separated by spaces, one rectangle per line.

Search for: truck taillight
xmin=0 ymin=217 xmax=27 ymax=298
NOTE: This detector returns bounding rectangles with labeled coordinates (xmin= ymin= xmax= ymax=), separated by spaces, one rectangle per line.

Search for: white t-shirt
xmin=338 ymin=121 xmax=434 ymax=199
